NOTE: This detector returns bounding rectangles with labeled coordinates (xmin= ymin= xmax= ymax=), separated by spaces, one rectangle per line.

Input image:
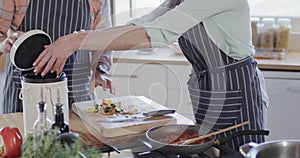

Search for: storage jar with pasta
xmin=251 ymin=17 xmax=260 ymax=49
xmin=259 ymin=18 xmax=276 ymax=51
xmin=275 ymin=18 xmax=291 ymax=52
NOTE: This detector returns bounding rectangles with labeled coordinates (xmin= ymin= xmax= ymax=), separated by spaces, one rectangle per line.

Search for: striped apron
xmin=3 ymin=0 xmax=94 ymax=113
xmin=178 ymin=23 xmax=265 ymax=150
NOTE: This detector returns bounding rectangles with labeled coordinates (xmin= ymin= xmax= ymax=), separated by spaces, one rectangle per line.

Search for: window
xmin=110 ymin=0 xmax=300 ymax=51
xmin=110 ymin=0 xmax=162 ymax=26
xmin=248 ymin=0 xmax=300 ymax=51
xmin=249 ymin=0 xmax=300 ymax=17
xmin=111 ymin=0 xmax=300 ymax=23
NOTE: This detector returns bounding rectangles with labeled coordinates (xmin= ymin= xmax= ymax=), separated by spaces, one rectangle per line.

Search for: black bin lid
xmin=21 ymin=71 xmax=67 ymax=83
xmin=10 ymin=30 xmax=52 ymax=71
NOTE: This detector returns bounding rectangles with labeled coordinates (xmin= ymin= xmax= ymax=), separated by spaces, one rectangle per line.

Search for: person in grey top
xmin=33 ymin=0 xmax=269 ymax=151
xmin=0 ymin=0 xmax=115 ymax=113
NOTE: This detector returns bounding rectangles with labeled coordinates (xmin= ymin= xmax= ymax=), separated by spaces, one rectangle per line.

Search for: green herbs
xmin=86 ymin=99 xmax=140 ymax=116
xmin=21 ymin=130 xmax=102 ymax=158
xmin=104 ymin=106 xmax=111 ymax=113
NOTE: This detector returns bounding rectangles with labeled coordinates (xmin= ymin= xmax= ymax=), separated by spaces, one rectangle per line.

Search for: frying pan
xmin=145 ymin=124 xmax=269 ymax=156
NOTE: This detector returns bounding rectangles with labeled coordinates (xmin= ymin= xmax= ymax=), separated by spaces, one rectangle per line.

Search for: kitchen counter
xmin=0 ymin=112 xmax=112 ymax=149
xmin=113 ymin=48 xmax=300 ymax=71
xmin=0 ymin=96 xmax=194 ymax=157
xmin=0 ymin=112 xmax=222 ymax=158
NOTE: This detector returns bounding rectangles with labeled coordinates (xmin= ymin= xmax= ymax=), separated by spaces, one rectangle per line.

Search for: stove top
xmin=128 ymin=143 xmax=244 ymax=158
xmin=101 ymin=136 xmax=245 ymax=158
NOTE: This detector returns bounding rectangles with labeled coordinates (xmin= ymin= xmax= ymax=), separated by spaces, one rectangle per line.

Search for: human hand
xmin=33 ymin=34 xmax=80 ymax=77
xmin=88 ymin=70 xmax=115 ymax=95
xmin=0 ymin=31 xmax=23 ymax=54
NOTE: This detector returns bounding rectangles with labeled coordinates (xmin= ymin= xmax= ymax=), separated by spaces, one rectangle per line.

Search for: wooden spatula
xmin=177 ymin=121 xmax=250 ymax=145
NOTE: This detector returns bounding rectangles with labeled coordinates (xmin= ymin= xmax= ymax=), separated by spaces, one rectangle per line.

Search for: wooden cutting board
xmin=72 ymin=96 xmax=177 ymax=137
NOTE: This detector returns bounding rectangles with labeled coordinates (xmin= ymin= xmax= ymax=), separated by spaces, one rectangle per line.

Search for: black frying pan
xmin=145 ymin=124 xmax=269 ymax=156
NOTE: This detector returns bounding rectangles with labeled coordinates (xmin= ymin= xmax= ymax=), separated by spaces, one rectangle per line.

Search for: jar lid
xmin=10 ymin=30 xmax=52 ymax=71
xmin=261 ymin=18 xmax=275 ymax=26
xmin=277 ymin=18 xmax=291 ymax=26
xmin=251 ymin=17 xmax=260 ymax=23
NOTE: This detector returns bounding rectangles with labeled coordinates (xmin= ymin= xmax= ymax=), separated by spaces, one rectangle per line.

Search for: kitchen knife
xmin=96 ymin=109 xmax=175 ymax=123
xmin=143 ymin=109 xmax=175 ymax=117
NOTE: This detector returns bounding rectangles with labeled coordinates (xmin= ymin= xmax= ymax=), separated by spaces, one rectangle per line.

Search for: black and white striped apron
xmin=3 ymin=0 xmax=94 ymax=113
xmin=178 ymin=23 xmax=265 ymax=150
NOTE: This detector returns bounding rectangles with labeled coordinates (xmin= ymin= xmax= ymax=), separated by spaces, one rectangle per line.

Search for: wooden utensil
xmin=177 ymin=121 xmax=250 ymax=145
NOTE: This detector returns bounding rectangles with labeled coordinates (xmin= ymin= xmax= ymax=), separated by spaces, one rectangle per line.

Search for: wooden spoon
xmin=177 ymin=121 xmax=250 ymax=145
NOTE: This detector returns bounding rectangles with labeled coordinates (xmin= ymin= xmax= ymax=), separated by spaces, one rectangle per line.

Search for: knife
xmin=96 ymin=109 xmax=175 ymax=123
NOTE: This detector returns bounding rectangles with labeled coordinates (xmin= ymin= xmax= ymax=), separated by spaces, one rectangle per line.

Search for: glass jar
xmin=259 ymin=18 xmax=276 ymax=51
xmin=275 ymin=18 xmax=291 ymax=52
xmin=251 ymin=17 xmax=260 ymax=49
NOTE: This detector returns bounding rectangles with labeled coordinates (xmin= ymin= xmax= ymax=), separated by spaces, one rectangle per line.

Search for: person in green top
xmin=33 ymin=0 xmax=269 ymax=151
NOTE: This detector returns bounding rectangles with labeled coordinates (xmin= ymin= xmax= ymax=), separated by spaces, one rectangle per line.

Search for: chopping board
xmin=72 ymin=96 xmax=177 ymax=137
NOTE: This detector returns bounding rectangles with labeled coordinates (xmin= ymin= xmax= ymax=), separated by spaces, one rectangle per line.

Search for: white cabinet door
xmin=262 ymin=71 xmax=300 ymax=140
xmin=167 ymin=89 xmax=194 ymax=121
xmin=166 ymin=65 xmax=194 ymax=121
xmin=96 ymin=63 xmax=168 ymax=106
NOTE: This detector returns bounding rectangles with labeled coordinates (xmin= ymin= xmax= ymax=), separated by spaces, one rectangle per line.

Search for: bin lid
xmin=10 ymin=30 xmax=52 ymax=71
xmin=22 ymin=71 xmax=66 ymax=83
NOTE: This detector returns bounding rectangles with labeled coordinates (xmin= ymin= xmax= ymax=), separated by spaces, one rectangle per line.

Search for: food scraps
xmin=86 ymin=99 xmax=138 ymax=115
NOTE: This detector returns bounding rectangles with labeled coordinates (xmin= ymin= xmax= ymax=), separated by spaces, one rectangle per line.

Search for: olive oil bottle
xmin=51 ymin=103 xmax=69 ymax=134
xmin=33 ymin=101 xmax=52 ymax=146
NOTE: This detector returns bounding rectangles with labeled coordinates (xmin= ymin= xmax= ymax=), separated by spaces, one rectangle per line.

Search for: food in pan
xmin=157 ymin=129 xmax=209 ymax=145
xmin=86 ymin=99 xmax=139 ymax=115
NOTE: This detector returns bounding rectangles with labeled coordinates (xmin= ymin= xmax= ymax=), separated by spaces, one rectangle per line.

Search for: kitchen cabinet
xmin=95 ymin=62 xmax=168 ymax=106
xmin=262 ymin=70 xmax=300 ymax=140
xmin=166 ymin=65 xmax=194 ymax=121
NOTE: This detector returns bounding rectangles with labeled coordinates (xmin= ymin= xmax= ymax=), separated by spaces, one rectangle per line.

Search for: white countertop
xmin=113 ymin=47 xmax=189 ymax=65
xmin=113 ymin=47 xmax=300 ymax=71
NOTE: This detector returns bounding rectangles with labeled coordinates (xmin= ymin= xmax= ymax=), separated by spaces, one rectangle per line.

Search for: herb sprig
xmin=21 ymin=130 xmax=102 ymax=158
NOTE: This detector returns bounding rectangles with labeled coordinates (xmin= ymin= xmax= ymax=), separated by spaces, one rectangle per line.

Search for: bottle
xmin=33 ymin=101 xmax=52 ymax=146
xmin=275 ymin=18 xmax=291 ymax=52
xmin=259 ymin=18 xmax=276 ymax=51
xmin=51 ymin=103 xmax=69 ymax=134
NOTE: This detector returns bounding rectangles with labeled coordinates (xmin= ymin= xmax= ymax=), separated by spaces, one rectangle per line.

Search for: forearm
xmin=77 ymin=25 xmax=151 ymax=51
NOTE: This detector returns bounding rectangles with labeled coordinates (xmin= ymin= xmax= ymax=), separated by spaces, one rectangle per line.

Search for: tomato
xmin=0 ymin=127 xmax=23 ymax=157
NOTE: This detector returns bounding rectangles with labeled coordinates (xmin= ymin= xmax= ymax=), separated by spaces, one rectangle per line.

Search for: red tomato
xmin=0 ymin=127 xmax=23 ymax=157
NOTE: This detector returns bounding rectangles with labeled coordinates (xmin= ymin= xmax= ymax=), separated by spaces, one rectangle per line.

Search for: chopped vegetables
xmin=86 ymin=99 xmax=138 ymax=115
xmin=100 ymin=100 xmax=123 ymax=115
xmin=104 ymin=106 xmax=111 ymax=113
